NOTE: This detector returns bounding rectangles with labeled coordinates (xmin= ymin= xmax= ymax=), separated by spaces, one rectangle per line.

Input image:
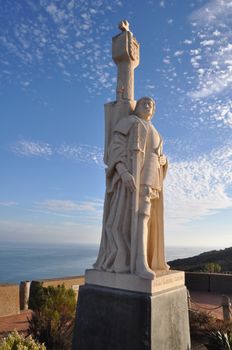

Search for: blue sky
xmin=0 ymin=0 xmax=232 ymax=248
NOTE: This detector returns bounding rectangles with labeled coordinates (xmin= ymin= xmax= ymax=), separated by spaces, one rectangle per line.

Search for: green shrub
xmin=28 ymin=282 xmax=46 ymax=311
xmin=204 ymin=262 xmax=222 ymax=273
xmin=205 ymin=330 xmax=232 ymax=349
xmin=189 ymin=309 xmax=232 ymax=348
xmin=189 ymin=309 xmax=218 ymax=333
xmin=29 ymin=283 xmax=76 ymax=350
xmin=0 ymin=330 xmax=46 ymax=350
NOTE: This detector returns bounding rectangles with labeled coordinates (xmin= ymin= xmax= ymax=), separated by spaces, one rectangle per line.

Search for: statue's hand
xmin=159 ymin=155 xmax=167 ymax=166
xmin=121 ymin=172 xmax=136 ymax=192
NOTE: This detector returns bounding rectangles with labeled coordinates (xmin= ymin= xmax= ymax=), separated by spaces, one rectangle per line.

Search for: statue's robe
xmin=94 ymin=115 xmax=168 ymax=274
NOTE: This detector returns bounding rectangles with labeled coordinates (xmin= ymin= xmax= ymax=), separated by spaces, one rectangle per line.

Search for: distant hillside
xmin=168 ymin=247 xmax=232 ymax=272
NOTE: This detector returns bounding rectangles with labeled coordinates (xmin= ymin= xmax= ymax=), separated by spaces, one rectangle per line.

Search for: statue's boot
xmin=135 ymin=214 xmax=155 ymax=280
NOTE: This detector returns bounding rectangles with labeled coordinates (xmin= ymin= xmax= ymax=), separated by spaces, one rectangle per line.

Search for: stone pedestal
xmin=72 ymin=270 xmax=191 ymax=350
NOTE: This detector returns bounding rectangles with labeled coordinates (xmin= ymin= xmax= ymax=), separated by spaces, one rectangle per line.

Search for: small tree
xmin=204 ymin=262 xmax=222 ymax=273
xmin=0 ymin=330 xmax=46 ymax=350
xmin=29 ymin=283 xmax=76 ymax=350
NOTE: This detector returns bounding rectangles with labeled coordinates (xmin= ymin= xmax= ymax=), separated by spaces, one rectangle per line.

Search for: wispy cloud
xmin=57 ymin=144 xmax=104 ymax=166
xmin=166 ymin=0 xmax=232 ymax=130
xmin=2 ymin=139 xmax=232 ymax=246
xmin=165 ymin=141 xmax=232 ymax=228
xmin=153 ymin=0 xmax=232 ymax=130
xmin=8 ymin=138 xmax=232 ymax=232
xmin=11 ymin=139 xmax=104 ymax=166
xmin=187 ymin=0 xmax=232 ymax=100
xmin=0 ymin=0 xmax=122 ymax=94
xmin=0 ymin=198 xmax=104 ymax=243
xmin=174 ymin=50 xmax=184 ymax=57
xmin=0 ymin=201 xmax=18 ymax=207
xmin=0 ymin=219 xmax=101 ymax=244
xmin=34 ymin=199 xmax=103 ymax=217
xmin=11 ymin=140 xmax=52 ymax=158
xmin=189 ymin=0 xmax=232 ymax=25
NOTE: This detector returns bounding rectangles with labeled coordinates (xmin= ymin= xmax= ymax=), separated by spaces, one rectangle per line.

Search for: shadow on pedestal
xmin=72 ymin=282 xmax=191 ymax=350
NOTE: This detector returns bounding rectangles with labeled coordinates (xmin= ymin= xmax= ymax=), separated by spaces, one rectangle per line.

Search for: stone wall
xmin=0 ymin=284 xmax=20 ymax=317
xmin=28 ymin=276 xmax=85 ymax=310
xmin=0 ymin=276 xmax=85 ymax=317
xmin=39 ymin=275 xmax=85 ymax=295
xmin=185 ymin=272 xmax=232 ymax=293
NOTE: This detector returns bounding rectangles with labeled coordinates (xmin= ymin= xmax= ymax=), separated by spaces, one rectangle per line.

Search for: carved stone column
xmin=104 ymin=20 xmax=139 ymax=165
xmin=112 ymin=20 xmax=139 ymax=101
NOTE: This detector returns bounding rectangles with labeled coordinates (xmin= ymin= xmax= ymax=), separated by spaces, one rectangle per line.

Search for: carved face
xmin=135 ymin=98 xmax=155 ymax=121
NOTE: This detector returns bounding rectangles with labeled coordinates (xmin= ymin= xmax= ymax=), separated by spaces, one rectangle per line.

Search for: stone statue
xmin=73 ymin=21 xmax=190 ymax=350
xmin=93 ymin=21 xmax=169 ymax=280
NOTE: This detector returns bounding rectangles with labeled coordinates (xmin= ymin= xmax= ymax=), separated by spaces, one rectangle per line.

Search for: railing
xmin=187 ymin=290 xmax=232 ymax=321
xmin=185 ymin=272 xmax=232 ymax=293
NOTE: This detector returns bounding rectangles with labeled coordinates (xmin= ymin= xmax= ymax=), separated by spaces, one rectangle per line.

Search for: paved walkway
xmin=0 ymin=310 xmax=32 ymax=338
xmin=190 ymin=291 xmax=232 ymax=320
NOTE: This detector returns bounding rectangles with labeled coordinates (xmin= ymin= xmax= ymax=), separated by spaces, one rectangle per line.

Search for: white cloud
xmin=34 ymin=199 xmax=103 ymax=215
xmin=183 ymin=39 xmax=192 ymax=45
xmin=0 ymin=201 xmax=18 ymax=207
xmin=0 ymin=0 xmax=122 ymax=94
xmin=0 ymin=219 xmax=101 ymax=244
xmin=212 ymin=101 xmax=232 ymax=127
xmin=200 ymin=40 xmax=215 ymax=46
xmin=75 ymin=41 xmax=85 ymax=49
xmin=188 ymin=1 xmax=232 ymax=100
xmin=57 ymin=144 xmax=104 ymax=166
xmin=213 ymin=30 xmax=221 ymax=37
xmin=4 ymin=138 xmax=232 ymax=246
xmin=190 ymin=55 xmax=201 ymax=69
xmin=0 ymin=198 xmax=104 ymax=244
xmin=145 ymin=84 xmax=155 ymax=90
xmin=11 ymin=140 xmax=52 ymax=157
xmin=165 ymin=141 xmax=232 ymax=229
xmin=189 ymin=61 xmax=232 ymax=99
xmin=190 ymin=49 xmax=201 ymax=56
xmin=8 ymin=136 xmax=232 ymax=236
xmin=189 ymin=0 xmax=232 ymax=25
xmin=163 ymin=58 xmax=170 ymax=65
xmin=11 ymin=139 xmax=104 ymax=165
xmin=174 ymin=51 xmax=184 ymax=57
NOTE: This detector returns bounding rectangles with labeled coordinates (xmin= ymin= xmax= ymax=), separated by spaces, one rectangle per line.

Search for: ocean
xmin=0 ymin=242 xmax=219 ymax=284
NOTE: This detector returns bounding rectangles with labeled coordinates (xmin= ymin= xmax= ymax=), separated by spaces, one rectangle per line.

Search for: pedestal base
xmin=85 ymin=268 xmax=185 ymax=294
xmin=72 ymin=281 xmax=191 ymax=350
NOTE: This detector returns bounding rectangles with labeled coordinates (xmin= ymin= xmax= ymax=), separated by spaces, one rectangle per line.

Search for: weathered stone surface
xmin=94 ymin=22 xmax=169 ymax=280
xmin=85 ymin=269 xmax=185 ymax=294
xmin=0 ymin=284 xmax=20 ymax=317
xmin=72 ymin=284 xmax=150 ymax=350
xmin=72 ymin=284 xmax=191 ymax=350
xmin=151 ymin=286 xmax=191 ymax=350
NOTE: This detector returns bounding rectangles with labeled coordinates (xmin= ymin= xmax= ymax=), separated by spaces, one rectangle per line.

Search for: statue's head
xmin=134 ymin=97 xmax=156 ymax=121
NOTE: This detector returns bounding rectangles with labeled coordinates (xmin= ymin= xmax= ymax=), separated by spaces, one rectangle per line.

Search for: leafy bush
xmin=204 ymin=262 xmax=222 ymax=273
xmin=28 ymin=282 xmax=46 ymax=311
xmin=29 ymin=283 xmax=76 ymax=350
xmin=205 ymin=330 xmax=232 ymax=349
xmin=189 ymin=309 xmax=219 ymax=333
xmin=0 ymin=330 xmax=46 ymax=350
xmin=189 ymin=309 xmax=232 ymax=349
